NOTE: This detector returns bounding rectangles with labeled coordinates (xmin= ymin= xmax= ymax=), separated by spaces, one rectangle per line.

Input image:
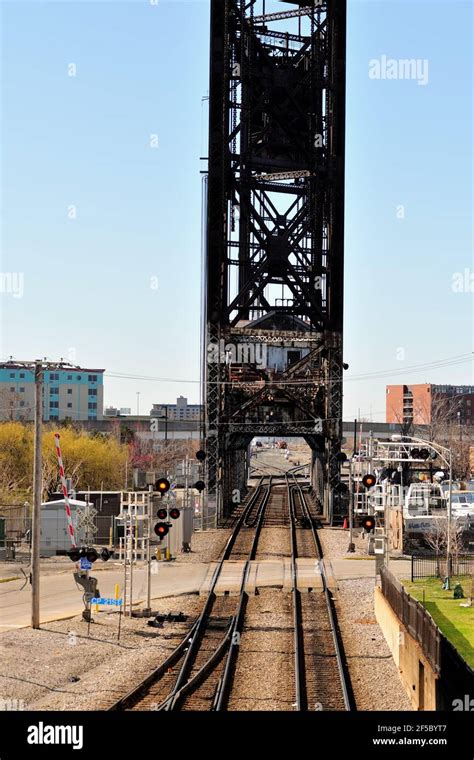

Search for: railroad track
xmin=287 ymin=472 xmax=353 ymax=711
xmin=107 ymin=477 xmax=353 ymax=712
xmin=107 ymin=478 xmax=270 ymax=711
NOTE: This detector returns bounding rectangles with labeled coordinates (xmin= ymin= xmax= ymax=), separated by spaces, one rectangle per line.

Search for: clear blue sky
xmin=1 ymin=0 xmax=472 ymax=420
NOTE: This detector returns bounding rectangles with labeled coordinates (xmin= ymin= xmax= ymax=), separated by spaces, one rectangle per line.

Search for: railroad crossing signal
xmin=75 ymin=505 xmax=98 ymax=537
xmin=362 ymin=473 xmax=376 ymax=489
xmin=169 ymin=507 xmax=180 ymax=520
xmin=157 ymin=507 xmax=168 ymax=520
xmin=361 ymin=515 xmax=376 ymax=533
xmin=156 ymin=478 xmax=170 ymax=495
xmin=66 ymin=547 xmax=112 ymax=563
xmin=194 ymin=480 xmax=206 ymax=492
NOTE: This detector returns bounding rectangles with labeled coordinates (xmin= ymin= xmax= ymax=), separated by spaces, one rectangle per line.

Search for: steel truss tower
xmin=204 ymin=0 xmax=347 ymax=522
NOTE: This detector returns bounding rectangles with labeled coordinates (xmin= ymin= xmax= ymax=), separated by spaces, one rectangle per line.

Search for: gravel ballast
xmin=319 ymin=527 xmax=413 ymax=711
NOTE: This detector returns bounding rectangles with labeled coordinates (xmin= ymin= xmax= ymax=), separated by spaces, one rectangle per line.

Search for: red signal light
xmin=154 ymin=522 xmax=169 ymax=538
xmin=157 ymin=508 xmax=168 ymax=520
xmin=362 ymin=474 xmax=376 ymax=489
xmin=169 ymin=508 xmax=180 ymax=520
xmin=361 ymin=515 xmax=376 ymax=533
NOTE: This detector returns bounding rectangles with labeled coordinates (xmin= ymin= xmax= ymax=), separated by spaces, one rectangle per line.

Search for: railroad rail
xmin=287 ymin=472 xmax=353 ymax=711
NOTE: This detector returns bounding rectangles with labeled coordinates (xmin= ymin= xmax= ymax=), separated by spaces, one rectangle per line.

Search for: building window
xmin=50 ymin=401 xmax=59 ymax=409
xmin=9 ymin=372 xmax=15 ymax=378
xmin=67 ymin=375 xmax=72 ymax=380
xmin=77 ymin=375 xmax=81 ymax=380
xmin=50 ymin=387 xmax=59 ymax=395
xmin=67 ymin=403 xmax=72 ymax=409
xmin=88 ymin=402 xmax=97 ymax=410
xmin=9 ymin=387 xmax=14 ymax=392
xmin=88 ymin=415 xmax=96 ymax=420
xmin=88 ymin=374 xmax=97 ymax=382
xmin=67 ymin=388 xmax=72 ymax=395
xmin=19 ymin=373 xmax=25 ymax=378
xmin=88 ymin=388 xmax=97 ymax=396
xmin=19 ymin=387 xmax=25 ymax=393
xmin=50 ymin=373 xmax=59 ymax=381
xmin=20 ymin=401 xmax=25 ymax=407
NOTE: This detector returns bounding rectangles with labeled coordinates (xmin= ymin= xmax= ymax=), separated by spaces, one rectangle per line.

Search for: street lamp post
xmin=446 ymin=449 xmax=453 ymax=588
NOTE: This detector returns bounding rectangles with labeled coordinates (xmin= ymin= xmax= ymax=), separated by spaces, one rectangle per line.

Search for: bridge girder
xmin=203 ymin=0 xmax=347 ymax=522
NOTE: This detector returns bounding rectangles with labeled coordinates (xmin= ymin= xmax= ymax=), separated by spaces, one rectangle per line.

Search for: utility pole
xmin=31 ymin=361 xmax=43 ymax=629
xmin=2 ymin=358 xmax=84 ymax=629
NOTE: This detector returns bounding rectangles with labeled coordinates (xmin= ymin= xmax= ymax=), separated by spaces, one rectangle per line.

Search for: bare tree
xmin=424 ymin=517 xmax=465 ymax=574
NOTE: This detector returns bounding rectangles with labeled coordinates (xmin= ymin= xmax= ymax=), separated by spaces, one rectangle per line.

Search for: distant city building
xmin=104 ymin=406 xmax=131 ymax=417
xmin=0 ymin=363 xmax=104 ymax=422
xmin=150 ymin=396 xmax=202 ymax=421
xmin=386 ymin=384 xmax=474 ymax=427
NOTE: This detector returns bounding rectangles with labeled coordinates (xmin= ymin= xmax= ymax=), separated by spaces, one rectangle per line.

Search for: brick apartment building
xmin=386 ymin=384 xmax=474 ymax=427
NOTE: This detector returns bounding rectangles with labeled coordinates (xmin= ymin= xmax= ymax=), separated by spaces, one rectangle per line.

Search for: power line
xmin=104 ymin=352 xmax=473 ymax=387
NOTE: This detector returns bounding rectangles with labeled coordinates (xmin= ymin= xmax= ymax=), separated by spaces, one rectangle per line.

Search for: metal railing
xmin=411 ymin=553 xmax=474 ymax=581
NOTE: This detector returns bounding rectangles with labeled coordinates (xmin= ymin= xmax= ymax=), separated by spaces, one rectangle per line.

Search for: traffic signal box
xmin=153 ymin=506 xmax=180 ymax=540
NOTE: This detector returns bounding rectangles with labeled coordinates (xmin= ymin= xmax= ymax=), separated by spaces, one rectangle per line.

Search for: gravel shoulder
xmin=0 ymin=594 xmax=204 ymax=711
xmin=0 ymin=529 xmax=232 ymax=712
xmin=319 ymin=527 xmax=413 ymax=711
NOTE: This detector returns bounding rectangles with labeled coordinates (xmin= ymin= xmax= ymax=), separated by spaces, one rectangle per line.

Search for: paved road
xmin=0 ymin=562 xmax=208 ymax=631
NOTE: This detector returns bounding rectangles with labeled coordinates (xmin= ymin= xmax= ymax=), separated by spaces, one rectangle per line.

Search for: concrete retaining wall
xmin=375 ymin=587 xmax=438 ymax=710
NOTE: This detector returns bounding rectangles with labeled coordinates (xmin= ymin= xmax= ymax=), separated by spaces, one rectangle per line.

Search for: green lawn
xmin=403 ymin=576 xmax=474 ymax=668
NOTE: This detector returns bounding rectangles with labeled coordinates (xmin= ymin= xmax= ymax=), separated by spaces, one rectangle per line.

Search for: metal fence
xmin=380 ymin=566 xmax=441 ymax=673
xmin=411 ymin=553 xmax=474 ymax=581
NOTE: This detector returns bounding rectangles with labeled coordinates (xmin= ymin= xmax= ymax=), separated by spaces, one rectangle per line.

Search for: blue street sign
xmin=80 ymin=558 xmax=92 ymax=571
xmin=91 ymin=597 xmax=123 ymax=607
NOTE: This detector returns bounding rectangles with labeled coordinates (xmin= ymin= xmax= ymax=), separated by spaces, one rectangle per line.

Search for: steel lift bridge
xmin=202 ymin=0 xmax=347 ymax=524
